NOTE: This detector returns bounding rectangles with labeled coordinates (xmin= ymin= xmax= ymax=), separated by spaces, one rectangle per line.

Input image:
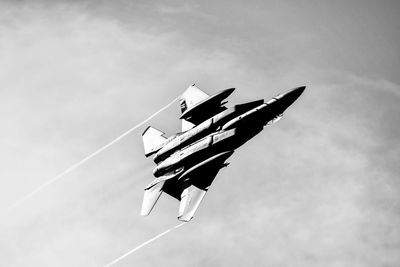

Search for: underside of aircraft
xmin=141 ymin=84 xmax=305 ymax=221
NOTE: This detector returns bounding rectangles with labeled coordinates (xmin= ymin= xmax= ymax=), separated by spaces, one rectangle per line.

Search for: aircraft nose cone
xmin=269 ymin=86 xmax=305 ymax=114
xmin=280 ymin=86 xmax=306 ymax=107
xmin=285 ymin=86 xmax=305 ymax=100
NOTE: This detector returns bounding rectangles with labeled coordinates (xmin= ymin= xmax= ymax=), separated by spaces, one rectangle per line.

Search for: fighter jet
xmin=141 ymin=84 xmax=305 ymax=221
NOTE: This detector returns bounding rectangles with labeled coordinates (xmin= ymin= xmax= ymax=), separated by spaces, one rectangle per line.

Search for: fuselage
xmin=152 ymin=86 xmax=305 ymax=178
xmin=153 ymin=99 xmax=263 ymax=164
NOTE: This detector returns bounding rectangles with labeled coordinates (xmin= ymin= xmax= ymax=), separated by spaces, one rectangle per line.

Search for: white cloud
xmin=0 ymin=1 xmax=399 ymax=267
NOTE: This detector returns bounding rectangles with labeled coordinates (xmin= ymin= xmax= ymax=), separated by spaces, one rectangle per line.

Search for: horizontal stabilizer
xmin=176 ymin=151 xmax=233 ymax=221
xmin=140 ymin=180 xmax=165 ymax=216
xmin=178 ymin=186 xmax=207 ymax=222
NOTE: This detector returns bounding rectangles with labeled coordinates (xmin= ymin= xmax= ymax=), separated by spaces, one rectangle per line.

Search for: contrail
xmin=6 ymin=96 xmax=179 ymax=212
xmin=104 ymin=222 xmax=186 ymax=267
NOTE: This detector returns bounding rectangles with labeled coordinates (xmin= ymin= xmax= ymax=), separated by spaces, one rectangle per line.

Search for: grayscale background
xmin=0 ymin=1 xmax=399 ymax=266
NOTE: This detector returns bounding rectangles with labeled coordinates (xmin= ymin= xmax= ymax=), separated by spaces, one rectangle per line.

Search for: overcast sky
xmin=0 ymin=0 xmax=399 ymax=266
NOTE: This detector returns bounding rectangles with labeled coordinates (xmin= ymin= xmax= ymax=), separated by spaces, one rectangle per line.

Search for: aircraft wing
xmin=162 ymin=151 xmax=233 ymax=221
xmin=162 ymin=168 xmax=220 ymax=222
xmin=140 ymin=171 xmax=217 ymax=219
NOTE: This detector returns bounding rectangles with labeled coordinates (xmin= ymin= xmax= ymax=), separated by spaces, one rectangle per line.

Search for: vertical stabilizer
xmin=179 ymin=84 xmax=209 ymax=114
xmin=179 ymin=84 xmax=209 ymax=131
xmin=142 ymin=126 xmax=167 ymax=157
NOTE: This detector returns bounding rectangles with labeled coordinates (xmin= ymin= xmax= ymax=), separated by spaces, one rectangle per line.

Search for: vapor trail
xmin=104 ymin=222 xmax=186 ymax=267
xmin=6 ymin=96 xmax=179 ymax=212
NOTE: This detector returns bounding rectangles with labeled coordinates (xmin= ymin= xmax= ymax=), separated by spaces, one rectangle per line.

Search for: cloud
xmin=0 ymin=2 xmax=251 ymax=266
xmin=0 ymin=1 xmax=399 ymax=267
xmin=155 ymin=2 xmax=198 ymax=15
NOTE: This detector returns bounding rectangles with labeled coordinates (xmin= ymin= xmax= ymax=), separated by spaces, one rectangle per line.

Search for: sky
xmin=0 ymin=0 xmax=399 ymax=266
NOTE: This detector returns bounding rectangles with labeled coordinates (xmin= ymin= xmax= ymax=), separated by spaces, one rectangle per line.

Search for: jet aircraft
xmin=141 ymin=84 xmax=305 ymax=221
